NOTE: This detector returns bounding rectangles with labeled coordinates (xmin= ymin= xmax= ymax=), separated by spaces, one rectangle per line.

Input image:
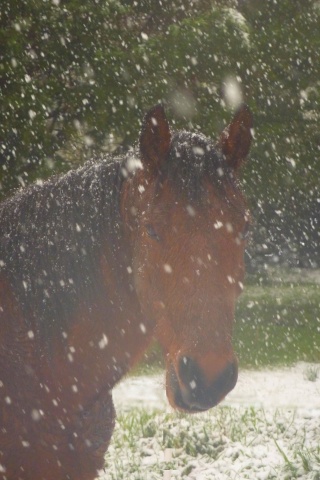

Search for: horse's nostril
xmin=178 ymin=355 xmax=201 ymax=389
xmin=174 ymin=357 xmax=238 ymax=411
xmin=213 ymin=360 xmax=238 ymax=396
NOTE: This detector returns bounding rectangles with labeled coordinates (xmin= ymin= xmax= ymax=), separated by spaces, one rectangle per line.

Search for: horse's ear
xmin=140 ymin=104 xmax=171 ymax=173
xmin=218 ymin=104 xmax=253 ymax=171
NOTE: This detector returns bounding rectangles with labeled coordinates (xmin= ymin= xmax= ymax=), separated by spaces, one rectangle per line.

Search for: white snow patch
xmin=31 ymin=409 xmax=41 ymax=421
xmin=186 ymin=205 xmax=196 ymax=217
xmin=217 ymin=167 xmax=224 ymax=177
xmin=192 ymin=146 xmax=204 ymax=156
xmin=223 ymin=77 xmax=243 ymax=109
xmin=107 ymin=363 xmax=320 ymax=480
xmin=163 ymin=264 xmax=173 ymax=274
xmin=126 ymin=157 xmax=143 ymax=173
xmin=113 ymin=362 xmax=320 ymax=411
xmin=190 ymin=380 xmax=197 ymax=390
xmin=139 ymin=323 xmax=147 ymax=334
xmin=98 ymin=334 xmax=108 ymax=349
xmin=214 ymin=221 xmax=223 ymax=230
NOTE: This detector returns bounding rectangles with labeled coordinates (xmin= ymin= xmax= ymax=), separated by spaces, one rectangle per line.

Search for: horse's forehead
xmin=149 ymin=185 xmax=243 ymax=229
xmin=172 ymin=131 xmax=212 ymax=149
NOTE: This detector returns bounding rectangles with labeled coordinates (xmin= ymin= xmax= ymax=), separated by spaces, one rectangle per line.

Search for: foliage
xmin=0 ymin=0 xmax=319 ymax=265
xmin=0 ymin=0 xmax=131 ymax=187
xmin=239 ymin=0 xmax=320 ymax=267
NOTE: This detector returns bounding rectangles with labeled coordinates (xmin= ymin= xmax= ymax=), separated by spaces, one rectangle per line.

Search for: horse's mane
xmin=0 ymin=155 xmax=125 ymax=343
xmin=164 ymin=131 xmax=240 ymax=205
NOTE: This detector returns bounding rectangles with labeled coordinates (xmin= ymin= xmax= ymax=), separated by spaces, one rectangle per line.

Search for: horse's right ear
xmin=140 ymin=104 xmax=171 ymax=173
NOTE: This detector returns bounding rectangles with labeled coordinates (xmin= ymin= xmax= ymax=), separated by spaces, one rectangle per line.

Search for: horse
xmin=0 ymin=103 xmax=253 ymax=479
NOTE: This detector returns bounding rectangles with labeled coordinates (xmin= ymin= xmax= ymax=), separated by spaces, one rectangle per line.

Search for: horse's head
xmin=122 ymin=104 xmax=253 ymax=412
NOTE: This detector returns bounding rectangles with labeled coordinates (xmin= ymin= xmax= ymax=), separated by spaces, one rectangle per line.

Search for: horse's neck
xmin=46 ymin=234 xmax=152 ymax=408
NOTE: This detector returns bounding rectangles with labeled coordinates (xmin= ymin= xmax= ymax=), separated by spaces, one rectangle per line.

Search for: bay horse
xmin=0 ymin=104 xmax=252 ymax=480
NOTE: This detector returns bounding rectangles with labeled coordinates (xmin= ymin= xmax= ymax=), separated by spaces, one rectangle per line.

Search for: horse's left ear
xmin=140 ymin=104 xmax=171 ymax=173
xmin=218 ymin=104 xmax=253 ymax=171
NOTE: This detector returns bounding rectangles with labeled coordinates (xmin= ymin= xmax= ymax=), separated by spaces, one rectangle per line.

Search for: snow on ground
xmin=102 ymin=363 xmax=320 ymax=480
xmin=113 ymin=362 xmax=320 ymax=411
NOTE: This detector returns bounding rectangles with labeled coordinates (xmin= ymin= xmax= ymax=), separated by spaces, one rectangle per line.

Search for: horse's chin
xmin=165 ymin=362 xmax=215 ymax=414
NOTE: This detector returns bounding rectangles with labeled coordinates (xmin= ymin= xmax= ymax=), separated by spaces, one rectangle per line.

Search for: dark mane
xmin=164 ymin=131 xmax=238 ymax=204
xmin=0 ymin=156 xmax=125 ymax=344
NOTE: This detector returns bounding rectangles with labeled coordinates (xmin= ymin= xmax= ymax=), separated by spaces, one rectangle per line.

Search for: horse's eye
xmin=145 ymin=224 xmax=160 ymax=241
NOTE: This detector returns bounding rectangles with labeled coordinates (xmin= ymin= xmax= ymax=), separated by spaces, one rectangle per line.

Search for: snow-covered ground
xmin=102 ymin=363 xmax=320 ymax=480
xmin=113 ymin=362 xmax=320 ymax=411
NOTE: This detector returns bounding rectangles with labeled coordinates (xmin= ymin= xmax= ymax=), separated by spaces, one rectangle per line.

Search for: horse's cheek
xmin=154 ymin=314 xmax=177 ymax=353
xmin=131 ymin=243 xmax=158 ymax=299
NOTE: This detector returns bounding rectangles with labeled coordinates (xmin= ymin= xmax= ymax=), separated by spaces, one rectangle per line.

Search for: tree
xmin=0 ymin=0 xmax=131 ymax=191
xmin=239 ymin=0 xmax=320 ymax=266
xmin=0 ymin=1 xmax=250 ymax=194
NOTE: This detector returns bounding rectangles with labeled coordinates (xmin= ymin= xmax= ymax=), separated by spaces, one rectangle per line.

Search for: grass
xmin=234 ymin=281 xmax=320 ymax=367
xmin=102 ymin=407 xmax=320 ymax=479
xmin=134 ymin=270 xmax=320 ymax=373
xmin=303 ymin=366 xmax=319 ymax=382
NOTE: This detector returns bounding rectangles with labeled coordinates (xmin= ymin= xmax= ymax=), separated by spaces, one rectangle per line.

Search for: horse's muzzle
xmin=167 ymin=356 xmax=238 ymax=412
